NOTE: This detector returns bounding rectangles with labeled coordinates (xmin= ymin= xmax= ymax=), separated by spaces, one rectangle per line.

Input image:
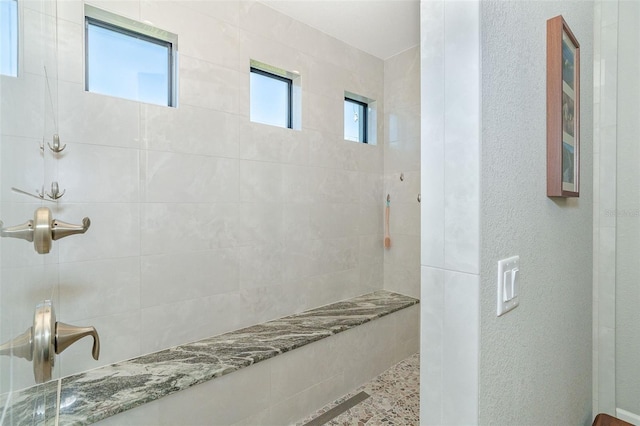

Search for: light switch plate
xmin=497 ymin=256 xmax=519 ymax=316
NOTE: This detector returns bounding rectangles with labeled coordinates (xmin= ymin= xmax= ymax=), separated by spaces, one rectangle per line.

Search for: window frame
xmin=344 ymin=97 xmax=369 ymax=144
xmin=84 ymin=5 xmax=178 ymax=107
xmin=250 ymin=66 xmax=293 ymax=129
xmin=1 ymin=0 xmax=19 ymax=77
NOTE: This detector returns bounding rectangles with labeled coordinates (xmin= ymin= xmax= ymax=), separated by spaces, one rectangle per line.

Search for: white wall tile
xmin=270 ymin=374 xmax=346 ymax=426
xmin=140 ymin=291 xmax=244 ymax=353
xmin=237 ymin=243 xmax=283 ymax=289
xmin=342 ymin=310 xmax=396 ymax=391
xmin=22 ymin=8 xmax=57 ymax=78
xmin=269 ymin=336 xmax=341 ymax=403
xmin=442 ymin=0 xmax=480 ymax=275
xmin=141 ymin=103 xmax=240 ymax=158
xmin=236 ymin=202 xmax=283 ymax=246
xmin=0 ymin=74 xmax=46 ymax=140
xmin=302 ymin=92 xmax=343 ymax=135
xmin=239 ymin=160 xmax=283 ymax=203
xmin=419 ymin=2 xmax=480 ymax=424
xmin=141 ymin=202 xmax=239 ymax=255
xmin=56 ymin=203 xmax=140 ymax=262
xmin=394 ymin=304 xmax=420 ymax=362
xmin=308 ymin=133 xmax=359 ymax=171
xmin=0 ymin=137 xmax=44 ymax=204
xmin=309 ymin=203 xmax=359 ymax=240
xmin=143 ymin=151 xmax=238 ymax=203
xmin=181 ymin=0 xmax=239 ymax=27
xmin=179 ymin=55 xmax=240 ymax=113
xmin=59 ymin=143 xmax=139 ymax=203
xmin=304 ymin=268 xmax=360 ymax=308
xmin=58 ymin=310 xmax=141 ymax=377
xmin=442 ymin=270 xmax=479 ymax=424
xmin=141 ymin=1 xmax=240 ymax=71
xmin=58 ymin=82 xmax=141 ymax=148
xmin=239 ymin=120 xmax=307 ymax=164
xmin=421 ymin=265 xmax=444 ymax=426
xmin=308 ymin=167 xmax=359 ymax=204
xmin=59 ymin=257 xmax=140 ymax=321
xmin=141 ymin=249 xmax=239 ymax=307
xmin=57 ymin=19 xmax=83 ymax=84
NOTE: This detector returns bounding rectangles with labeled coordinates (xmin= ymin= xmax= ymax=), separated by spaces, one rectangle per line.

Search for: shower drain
xmin=302 ymin=391 xmax=371 ymax=426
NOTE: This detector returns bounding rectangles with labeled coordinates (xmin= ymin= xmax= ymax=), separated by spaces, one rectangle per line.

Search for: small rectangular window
xmin=250 ymin=67 xmax=292 ymax=129
xmin=344 ymin=97 xmax=368 ymax=143
xmin=344 ymin=91 xmax=377 ymax=145
xmin=0 ymin=0 xmax=18 ymax=77
xmin=85 ymin=5 xmax=177 ymax=107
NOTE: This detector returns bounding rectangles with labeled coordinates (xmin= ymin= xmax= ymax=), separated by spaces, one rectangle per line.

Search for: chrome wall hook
xmin=400 ymin=173 xmax=404 ymax=181
xmin=47 ymin=134 xmax=66 ymax=153
xmin=46 ymin=182 xmax=65 ymax=200
xmin=417 ymin=193 xmax=421 ymax=203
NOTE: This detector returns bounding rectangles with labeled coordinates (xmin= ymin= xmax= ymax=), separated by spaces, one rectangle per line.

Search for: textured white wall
xmin=0 ymin=0 xmax=388 ymax=392
xmin=479 ymin=1 xmax=593 ymax=424
xmin=615 ymin=0 xmax=640 ymax=417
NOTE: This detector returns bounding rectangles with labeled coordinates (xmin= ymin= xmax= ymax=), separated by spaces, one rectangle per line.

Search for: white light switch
xmin=497 ymin=256 xmax=519 ymax=316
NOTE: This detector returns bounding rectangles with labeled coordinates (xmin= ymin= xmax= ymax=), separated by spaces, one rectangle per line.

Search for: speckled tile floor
xmin=296 ymin=353 xmax=419 ymax=426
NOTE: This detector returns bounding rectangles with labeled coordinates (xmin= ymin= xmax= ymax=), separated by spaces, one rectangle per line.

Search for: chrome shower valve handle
xmin=0 ymin=300 xmax=100 ymax=384
xmin=0 ymin=207 xmax=90 ymax=254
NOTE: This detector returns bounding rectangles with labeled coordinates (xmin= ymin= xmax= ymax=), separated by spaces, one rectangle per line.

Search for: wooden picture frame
xmin=547 ymin=15 xmax=580 ymax=197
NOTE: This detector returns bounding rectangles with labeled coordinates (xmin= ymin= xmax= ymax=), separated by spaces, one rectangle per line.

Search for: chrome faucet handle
xmin=0 ymin=301 xmax=100 ymax=384
xmin=0 ymin=208 xmax=91 ymax=254
xmin=55 ymin=322 xmax=100 ymax=360
xmin=0 ymin=327 xmax=34 ymax=361
xmin=0 ymin=219 xmax=35 ymax=242
xmin=51 ymin=217 xmax=90 ymax=241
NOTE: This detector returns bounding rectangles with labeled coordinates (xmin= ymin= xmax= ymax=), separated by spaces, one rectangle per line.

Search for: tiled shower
xmin=0 ymin=0 xmax=420 ymax=422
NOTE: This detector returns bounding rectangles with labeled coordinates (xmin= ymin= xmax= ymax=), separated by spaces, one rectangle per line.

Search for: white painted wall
xmin=479 ymin=1 xmax=593 ymax=424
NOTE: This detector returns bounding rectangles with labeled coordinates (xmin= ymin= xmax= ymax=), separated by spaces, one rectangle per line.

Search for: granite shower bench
xmin=1 ymin=290 xmax=419 ymax=425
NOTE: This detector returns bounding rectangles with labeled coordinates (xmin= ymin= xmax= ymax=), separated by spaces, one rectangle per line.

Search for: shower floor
xmin=296 ymin=353 xmax=420 ymax=425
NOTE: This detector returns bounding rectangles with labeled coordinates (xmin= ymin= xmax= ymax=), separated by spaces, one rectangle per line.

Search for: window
xmin=0 ymin=0 xmax=18 ymax=77
xmin=250 ymin=67 xmax=291 ymax=128
xmin=250 ymin=67 xmax=292 ymax=129
xmin=344 ymin=91 xmax=377 ymax=145
xmin=84 ymin=5 xmax=177 ymax=106
xmin=249 ymin=60 xmax=301 ymax=130
xmin=344 ymin=97 xmax=368 ymax=143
